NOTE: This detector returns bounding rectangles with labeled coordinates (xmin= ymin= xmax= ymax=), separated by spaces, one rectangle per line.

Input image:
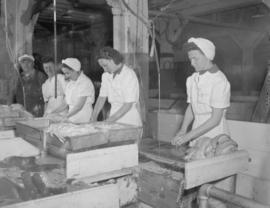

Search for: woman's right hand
xmin=171 ymin=130 xmax=186 ymax=145
xmin=90 ymin=115 xmax=97 ymax=123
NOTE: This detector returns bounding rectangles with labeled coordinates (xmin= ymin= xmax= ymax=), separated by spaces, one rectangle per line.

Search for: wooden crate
xmin=66 ymin=144 xmax=138 ymax=179
xmin=0 ymin=106 xmax=29 ymax=130
xmin=65 ymin=144 xmax=139 ymax=206
xmin=139 ymin=162 xmax=196 ymax=208
xmin=1 ymin=184 xmax=120 ymax=208
xmin=0 ymin=142 xmax=139 ymax=208
xmin=16 ymin=119 xmax=142 ymax=153
xmin=15 ymin=118 xmax=49 ymax=149
xmin=0 ymin=109 xmax=19 ymax=118
xmin=140 ymin=139 xmax=249 ymax=189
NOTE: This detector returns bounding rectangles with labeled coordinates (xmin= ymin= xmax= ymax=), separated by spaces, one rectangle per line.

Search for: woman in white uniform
xmin=42 ymin=57 xmax=67 ymax=116
xmin=91 ymin=47 xmax=142 ymax=127
xmin=172 ymin=37 xmax=231 ymax=146
xmin=61 ymin=58 xmax=95 ymax=124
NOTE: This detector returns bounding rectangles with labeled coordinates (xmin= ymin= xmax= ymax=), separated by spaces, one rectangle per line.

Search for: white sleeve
xmin=77 ymin=78 xmax=94 ymax=98
xmin=186 ymin=76 xmax=192 ymax=104
xmin=57 ymin=74 xmax=66 ymax=93
xmin=210 ymin=79 xmax=230 ymax=108
xmin=122 ymin=71 xmax=139 ymax=103
xmin=99 ymin=73 xmax=109 ymax=97
xmin=42 ymin=82 xmax=48 ymax=102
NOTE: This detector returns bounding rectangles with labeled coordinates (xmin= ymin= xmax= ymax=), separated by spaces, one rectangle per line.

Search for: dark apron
xmin=15 ymin=71 xmax=46 ymax=117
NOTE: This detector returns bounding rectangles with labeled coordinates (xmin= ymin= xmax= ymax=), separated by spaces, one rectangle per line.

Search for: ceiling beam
xmin=165 ymin=0 xmax=263 ymax=16
xmin=262 ymin=0 xmax=270 ymax=8
xmin=149 ymin=10 xmax=269 ymax=34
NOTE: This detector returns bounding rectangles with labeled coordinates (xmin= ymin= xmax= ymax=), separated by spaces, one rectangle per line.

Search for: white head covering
xmin=62 ymin=58 xmax=81 ymax=72
xmin=188 ymin=37 xmax=215 ymax=60
xmin=18 ymin=54 xmax=35 ymax=62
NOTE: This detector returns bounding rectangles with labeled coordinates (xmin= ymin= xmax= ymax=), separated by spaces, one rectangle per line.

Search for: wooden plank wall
xmin=228 ymin=120 xmax=270 ymax=205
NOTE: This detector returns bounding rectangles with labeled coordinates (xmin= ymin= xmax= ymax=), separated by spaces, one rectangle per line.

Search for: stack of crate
xmin=0 ymin=79 xmax=8 ymax=104
xmin=0 ymin=105 xmax=29 ymax=130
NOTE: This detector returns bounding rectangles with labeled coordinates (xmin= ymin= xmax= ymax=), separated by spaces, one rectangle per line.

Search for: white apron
xmin=188 ymin=71 xmax=230 ymax=145
xmin=65 ymin=80 xmax=93 ymax=124
xmin=102 ymin=66 xmax=142 ymax=127
xmin=110 ymin=102 xmax=142 ymax=127
xmin=42 ymin=76 xmax=66 ymax=115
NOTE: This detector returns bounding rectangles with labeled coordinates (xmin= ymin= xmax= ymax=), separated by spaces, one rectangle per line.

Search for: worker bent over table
xmin=42 ymin=56 xmax=67 ymax=116
xmin=60 ymin=58 xmax=95 ymax=124
xmin=91 ymin=47 xmax=142 ymax=127
xmin=172 ymin=37 xmax=231 ymax=147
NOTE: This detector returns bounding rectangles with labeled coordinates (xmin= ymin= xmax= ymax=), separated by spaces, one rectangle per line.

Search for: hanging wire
xmin=150 ymin=22 xmax=162 ymax=155
xmin=121 ymin=0 xmax=161 ymax=154
xmin=151 ymin=0 xmax=178 ymax=23
xmin=134 ymin=0 xmax=146 ymax=127
xmin=3 ymin=0 xmax=26 ymax=107
xmin=4 ymin=0 xmax=14 ymax=60
xmin=53 ymin=0 xmax=58 ymax=98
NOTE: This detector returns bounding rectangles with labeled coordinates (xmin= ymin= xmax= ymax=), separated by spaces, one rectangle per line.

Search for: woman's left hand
xmin=105 ymin=116 xmax=115 ymax=123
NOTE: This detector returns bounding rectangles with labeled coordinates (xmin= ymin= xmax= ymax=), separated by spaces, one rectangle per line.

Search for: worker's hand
xmin=90 ymin=116 xmax=97 ymax=123
xmin=105 ymin=116 xmax=115 ymax=123
xmin=171 ymin=131 xmax=190 ymax=146
xmin=43 ymin=111 xmax=50 ymax=117
xmin=171 ymin=131 xmax=185 ymax=145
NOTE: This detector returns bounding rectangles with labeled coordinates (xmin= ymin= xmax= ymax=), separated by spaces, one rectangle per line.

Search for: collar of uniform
xmin=113 ymin=64 xmax=124 ymax=78
xmin=199 ymin=64 xmax=219 ymax=75
xmin=22 ymin=69 xmax=35 ymax=79
xmin=71 ymin=71 xmax=83 ymax=83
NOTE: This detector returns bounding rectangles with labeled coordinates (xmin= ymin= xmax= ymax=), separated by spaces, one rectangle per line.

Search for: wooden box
xmin=0 ymin=106 xmax=29 ymax=130
xmin=139 ymin=139 xmax=249 ymax=207
xmin=0 ymin=141 xmax=139 ymax=208
xmin=140 ymin=139 xmax=249 ymax=189
xmin=15 ymin=119 xmax=142 ymax=153
xmin=139 ymin=162 xmax=195 ymax=208
xmin=1 ymin=184 xmax=120 ymax=208
xmin=15 ymin=118 xmax=49 ymax=149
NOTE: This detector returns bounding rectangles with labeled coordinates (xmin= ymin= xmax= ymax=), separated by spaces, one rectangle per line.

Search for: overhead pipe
xmin=199 ymin=184 xmax=270 ymax=208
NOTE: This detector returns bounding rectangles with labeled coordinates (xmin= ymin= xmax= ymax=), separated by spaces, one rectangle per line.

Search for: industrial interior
xmin=0 ymin=0 xmax=270 ymax=207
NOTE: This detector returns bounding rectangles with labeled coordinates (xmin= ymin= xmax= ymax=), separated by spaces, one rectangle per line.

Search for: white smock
xmin=42 ymin=74 xmax=66 ymax=114
xmin=64 ymin=72 xmax=95 ymax=123
xmin=99 ymin=65 xmax=142 ymax=127
xmin=186 ymin=65 xmax=231 ymax=144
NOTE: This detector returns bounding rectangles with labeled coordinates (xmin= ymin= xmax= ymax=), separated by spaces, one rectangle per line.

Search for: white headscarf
xmin=188 ymin=37 xmax=215 ymax=61
xmin=62 ymin=58 xmax=81 ymax=72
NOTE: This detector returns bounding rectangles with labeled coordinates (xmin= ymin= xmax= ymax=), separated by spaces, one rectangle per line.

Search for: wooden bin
xmin=16 ymin=119 xmax=143 ymax=153
xmin=1 ymin=183 xmax=120 ymax=208
xmin=15 ymin=118 xmax=49 ymax=149
xmin=139 ymin=139 xmax=249 ymax=208
xmin=0 ymin=143 xmax=139 ymax=208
